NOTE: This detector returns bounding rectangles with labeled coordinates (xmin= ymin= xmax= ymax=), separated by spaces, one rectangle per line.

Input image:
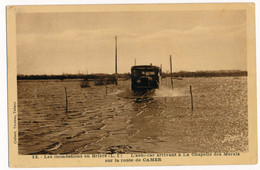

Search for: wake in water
xmin=115 ymin=86 xmax=187 ymax=99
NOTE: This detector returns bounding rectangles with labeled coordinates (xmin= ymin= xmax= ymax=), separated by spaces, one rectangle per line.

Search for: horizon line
xmin=17 ymin=69 xmax=247 ymax=76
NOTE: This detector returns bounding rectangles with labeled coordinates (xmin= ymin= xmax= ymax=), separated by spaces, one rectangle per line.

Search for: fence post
xmin=65 ymin=87 xmax=68 ymax=113
xmin=190 ymin=85 xmax=194 ymax=111
xmin=170 ymin=55 xmax=173 ymax=90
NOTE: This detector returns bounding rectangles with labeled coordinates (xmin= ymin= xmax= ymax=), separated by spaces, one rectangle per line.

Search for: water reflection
xmin=127 ymin=94 xmax=166 ymax=152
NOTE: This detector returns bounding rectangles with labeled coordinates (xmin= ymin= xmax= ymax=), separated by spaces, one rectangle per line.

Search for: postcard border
xmin=7 ymin=3 xmax=257 ymax=167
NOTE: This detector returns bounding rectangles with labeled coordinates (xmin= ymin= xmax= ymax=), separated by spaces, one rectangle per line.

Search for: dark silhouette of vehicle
xmin=131 ymin=65 xmax=161 ymax=91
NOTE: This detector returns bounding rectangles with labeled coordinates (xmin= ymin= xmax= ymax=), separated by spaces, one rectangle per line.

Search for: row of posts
xmin=64 ymin=36 xmax=193 ymax=113
xmin=64 ymin=84 xmax=193 ymax=114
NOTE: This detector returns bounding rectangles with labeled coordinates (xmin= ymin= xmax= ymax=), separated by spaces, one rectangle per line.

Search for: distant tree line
xmin=17 ymin=70 xmax=247 ymax=80
xmin=17 ymin=73 xmax=131 ymax=80
xmin=162 ymin=70 xmax=247 ymax=78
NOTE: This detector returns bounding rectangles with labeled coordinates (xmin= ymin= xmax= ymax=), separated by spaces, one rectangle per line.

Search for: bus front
xmin=131 ymin=65 xmax=160 ymax=91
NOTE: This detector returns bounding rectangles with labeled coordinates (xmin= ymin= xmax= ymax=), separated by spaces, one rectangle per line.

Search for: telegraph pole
xmin=160 ymin=64 xmax=163 ymax=83
xmin=115 ymin=36 xmax=118 ymax=85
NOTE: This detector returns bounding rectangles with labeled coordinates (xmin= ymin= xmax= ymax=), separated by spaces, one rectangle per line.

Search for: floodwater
xmin=17 ymin=77 xmax=248 ymax=155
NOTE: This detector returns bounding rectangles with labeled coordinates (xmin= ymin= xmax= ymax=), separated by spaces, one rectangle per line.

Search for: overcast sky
xmin=16 ymin=10 xmax=247 ymax=75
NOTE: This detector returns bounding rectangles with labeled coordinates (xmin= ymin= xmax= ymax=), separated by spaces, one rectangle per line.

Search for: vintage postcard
xmin=7 ymin=3 xmax=257 ymax=167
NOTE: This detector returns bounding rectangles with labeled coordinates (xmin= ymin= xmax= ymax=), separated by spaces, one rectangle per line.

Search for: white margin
xmin=0 ymin=0 xmax=259 ymax=170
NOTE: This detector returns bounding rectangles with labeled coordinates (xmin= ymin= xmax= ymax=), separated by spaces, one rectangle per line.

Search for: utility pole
xmin=115 ymin=36 xmax=118 ymax=85
xmin=160 ymin=64 xmax=163 ymax=83
xmin=135 ymin=58 xmax=136 ymax=66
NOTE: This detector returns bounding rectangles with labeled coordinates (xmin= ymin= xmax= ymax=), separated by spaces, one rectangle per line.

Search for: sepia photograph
xmin=6 ymin=3 xmax=257 ymax=167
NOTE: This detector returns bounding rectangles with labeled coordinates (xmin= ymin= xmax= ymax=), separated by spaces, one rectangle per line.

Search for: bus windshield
xmin=133 ymin=70 xmax=156 ymax=77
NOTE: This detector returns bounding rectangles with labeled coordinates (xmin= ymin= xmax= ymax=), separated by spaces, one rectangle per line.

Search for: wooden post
xmin=115 ymin=36 xmax=118 ymax=85
xmin=160 ymin=64 xmax=162 ymax=84
xmin=190 ymin=85 xmax=194 ymax=111
xmin=105 ymin=85 xmax=107 ymax=95
xmin=170 ymin=55 xmax=173 ymax=90
xmin=65 ymin=87 xmax=68 ymax=113
xmin=135 ymin=58 xmax=136 ymax=66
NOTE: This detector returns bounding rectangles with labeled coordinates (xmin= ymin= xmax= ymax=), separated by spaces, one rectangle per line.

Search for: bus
xmin=131 ymin=65 xmax=161 ymax=91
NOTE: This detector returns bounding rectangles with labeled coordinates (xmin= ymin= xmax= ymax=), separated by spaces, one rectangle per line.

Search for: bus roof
xmin=131 ymin=65 xmax=160 ymax=70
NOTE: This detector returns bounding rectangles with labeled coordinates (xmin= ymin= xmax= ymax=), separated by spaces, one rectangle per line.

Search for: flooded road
xmin=17 ymin=77 xmax=248 ymax=154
